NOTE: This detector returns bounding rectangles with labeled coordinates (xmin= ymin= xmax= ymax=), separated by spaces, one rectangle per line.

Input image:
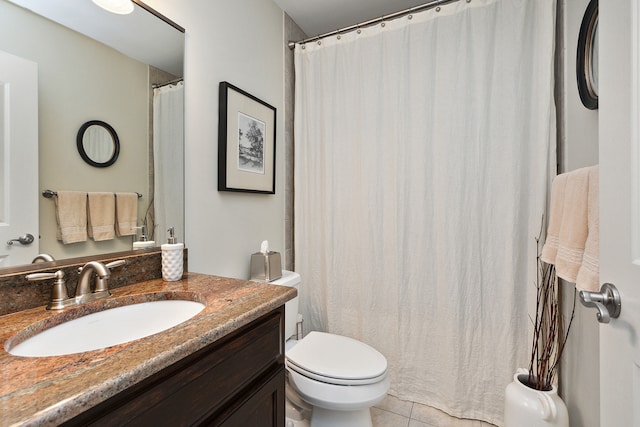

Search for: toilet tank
xmin=267 ymin=270 xmax=300 ymax=340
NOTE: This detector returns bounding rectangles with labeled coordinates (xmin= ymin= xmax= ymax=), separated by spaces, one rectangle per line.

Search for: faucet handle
xmin=93 ymin=260 xmax=126 ymax=293
xmin=25 ymin=270 xmax=71 ymax=310
xmin=105 ymin=259 xmax=126 ymax=269
xmin=25 ymin=271 xmax=61 ymax=282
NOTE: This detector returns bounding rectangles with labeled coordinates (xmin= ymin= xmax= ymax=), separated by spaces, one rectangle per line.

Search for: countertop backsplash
xmin=0 ymin=248 xmax=188 ymax=316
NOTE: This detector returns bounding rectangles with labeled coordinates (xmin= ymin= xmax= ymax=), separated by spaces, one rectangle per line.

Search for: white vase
xmin=504 ymin=371 xmax=569 ymax=427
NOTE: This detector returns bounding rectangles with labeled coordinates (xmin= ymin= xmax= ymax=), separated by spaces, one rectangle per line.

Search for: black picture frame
xmin=218 ymin=82 xmax=276 ymax=194
xmin=576 ymin=0 xmax=598 ymax=110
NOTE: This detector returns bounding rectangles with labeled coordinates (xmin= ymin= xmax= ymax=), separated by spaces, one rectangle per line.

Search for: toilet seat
xmin=286 ymin=367 xmax=391 ymax=412
xmin=286 ymin=331 xmax=387 ymax=386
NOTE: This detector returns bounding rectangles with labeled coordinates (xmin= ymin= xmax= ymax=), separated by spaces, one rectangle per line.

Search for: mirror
xmin=0 ymin=0 xmax=184 ymax=271
xmin=577 ymin=0 xmax=598 ymax=110
xmin=588 ymin=18 xmax=598 ymax=96
xmin=77 ymin=120 xmax=120 ymax=167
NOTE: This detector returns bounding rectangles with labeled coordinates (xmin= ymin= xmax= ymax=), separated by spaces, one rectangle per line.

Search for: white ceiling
xmin=7 ymin=0 xmax=184 ymax=76
xmin=273 ymin=0 xmax=432 ymax=38
xmin=8 ymin=0 xmax=431 ymax=72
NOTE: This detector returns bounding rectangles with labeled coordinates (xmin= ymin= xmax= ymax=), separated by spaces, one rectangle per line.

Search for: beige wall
xmin=557 ymin=0 xmax=600 ymax=426
xmin=144 ymin=0 xmax=285 ymax=279
xmin=0 ymin=1 xmax=149 ymax=260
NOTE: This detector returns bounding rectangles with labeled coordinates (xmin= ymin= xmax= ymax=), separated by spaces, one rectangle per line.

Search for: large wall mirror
xmin=0 ymin=0 xmax=184 ymax=271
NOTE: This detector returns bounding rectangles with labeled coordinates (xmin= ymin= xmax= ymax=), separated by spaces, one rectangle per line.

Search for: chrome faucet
xmin=76 ymin=260 xmax=126 ymax=304
xmin=26 ymin=259 xmax=126 ymax=310
xmin=76 ymin=261 xmax=111 ymax=303
xmin=31 ymin=253 xmax=55 ymax=263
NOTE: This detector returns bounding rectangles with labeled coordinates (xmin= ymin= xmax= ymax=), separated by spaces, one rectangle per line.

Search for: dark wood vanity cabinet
xmin=63 ymin=306 xmax=285 ymax=427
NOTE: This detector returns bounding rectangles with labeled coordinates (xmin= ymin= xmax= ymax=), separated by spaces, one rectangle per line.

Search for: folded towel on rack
xmin=87 ymin=192 xmax=115 ymax=241
xmin=576 ymin=166 xmax=600 ymax=291
xmin=541 ymin=166 xmax=598 ymax=286
xmin=55 ymin=191 xmax=87 ymax=244
xmin=554 ymin=167 xmax=590 ymax=282
xmin=540 ymin=173 xmax=568 ymax=264
xmin=115 ymin=192 xmax=138 ymax=236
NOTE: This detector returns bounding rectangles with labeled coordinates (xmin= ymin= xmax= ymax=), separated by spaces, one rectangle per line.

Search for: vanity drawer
xmin=64 ymin=306 xmax=285 ymax=426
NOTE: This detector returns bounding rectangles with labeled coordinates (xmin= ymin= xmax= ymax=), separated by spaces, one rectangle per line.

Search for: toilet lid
xmin=286 ymin=331 xmax=387 ymax=386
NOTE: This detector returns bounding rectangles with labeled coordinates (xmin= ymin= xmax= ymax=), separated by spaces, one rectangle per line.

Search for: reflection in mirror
xmin=589 ymin=18 xmax=598 ymax=97
xmin=576 ymin=0 xmax=598 ymax=109
xmin=0 ymin=0 xmax=184 ymax=272
xmin=77 ymin=120 xmax=120 ymax=167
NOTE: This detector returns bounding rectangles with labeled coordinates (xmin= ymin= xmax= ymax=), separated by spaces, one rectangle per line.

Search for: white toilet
xmin=269 ymin=271 xmax=390 ymax=427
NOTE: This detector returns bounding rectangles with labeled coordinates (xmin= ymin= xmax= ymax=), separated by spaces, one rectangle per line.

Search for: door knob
xmin=579 ymin=283 xmax=621 ymax=323
xmin=6 ymin=233 xmax=35 ymax=246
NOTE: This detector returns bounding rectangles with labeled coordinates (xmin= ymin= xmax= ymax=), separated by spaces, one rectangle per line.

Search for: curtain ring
xmin=436 ymin=6 xmax=441 ymax=12
xmin=381 ymin=22 xmax=386 ymax=28
xmin=408 ymin=14 xmax=413 ymax=20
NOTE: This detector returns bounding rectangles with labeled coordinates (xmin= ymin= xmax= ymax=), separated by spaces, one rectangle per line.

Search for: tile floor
xmin=372 ymin=395 xmax=498 ymax=427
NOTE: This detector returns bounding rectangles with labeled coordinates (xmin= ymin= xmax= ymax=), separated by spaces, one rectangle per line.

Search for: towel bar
xmin=42 ymin=190 xmax=142 ymax=199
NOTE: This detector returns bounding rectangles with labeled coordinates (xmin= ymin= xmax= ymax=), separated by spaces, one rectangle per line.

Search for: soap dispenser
xmin=161 ymin=227 xmax=184 ymax=281
xmin=133 ymin=225 xmax=155 ymax=250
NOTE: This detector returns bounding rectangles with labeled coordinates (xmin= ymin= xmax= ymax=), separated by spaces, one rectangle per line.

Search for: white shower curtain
xmin=293 ymin=0 xmax=556 ymax=424
xmin=153 ymin=81 xmax=184 ymax=243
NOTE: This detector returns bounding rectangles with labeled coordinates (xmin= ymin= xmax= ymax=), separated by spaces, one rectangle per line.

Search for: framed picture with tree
xmin=218 ymin=81 xmax=276 ymax=193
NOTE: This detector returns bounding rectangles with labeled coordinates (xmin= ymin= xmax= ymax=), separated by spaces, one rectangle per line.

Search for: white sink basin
xmin=8 ymin=300 xmax=205 ymax=357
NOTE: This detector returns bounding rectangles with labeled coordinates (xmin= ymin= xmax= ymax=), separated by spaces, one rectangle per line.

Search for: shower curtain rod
xmin=152 ymin=77 xmax=183 ymax=89
xmin=288 ymin=0 xmax=461 ymax=49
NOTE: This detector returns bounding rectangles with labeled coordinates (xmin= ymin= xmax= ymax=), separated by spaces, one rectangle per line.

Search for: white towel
xmin=540 ymin=173 xmax=567 ymax=264
xmin=87 ymin=192 xmax=115 ymax=241
xmin=55 ymin=191 xmax=87 ymax=244
xmin=576 ymin=166 xmax=599 ymax=291
xmin=554 ymin=167 xmax=590 ymax=282
xmin=115 ymin=192 xmax=138 ymax=236
xmin=541 ymin=166 xmax=599 ymax=286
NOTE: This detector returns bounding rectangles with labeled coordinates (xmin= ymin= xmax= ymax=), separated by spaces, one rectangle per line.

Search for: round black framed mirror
xmin=577 ymin=0 xmax=598 ymax=110
xmin=76 ymin=120 xmax=120 ymax=167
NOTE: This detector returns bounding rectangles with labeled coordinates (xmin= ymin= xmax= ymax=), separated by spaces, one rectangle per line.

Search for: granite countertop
xmin=0 ymin=272 xmax=296 ymax=426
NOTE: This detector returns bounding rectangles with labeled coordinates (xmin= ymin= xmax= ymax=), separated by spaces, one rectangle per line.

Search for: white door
xmin=0 ymin=50 xmax=39 ymax=267
xmin=599 ymin=1 xmax=640 ymax=426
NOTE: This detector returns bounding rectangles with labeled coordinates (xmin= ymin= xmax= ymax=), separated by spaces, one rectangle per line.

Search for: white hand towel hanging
xmin=541 ymin=165 xmax=599 ymax=290
xmin=87 ymin=192 xmax=115 ymax=241
xmin=115 ymin=192 xmax=138 ymax=236
xmin=55 ymin=191 xmax=88 ymax=244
